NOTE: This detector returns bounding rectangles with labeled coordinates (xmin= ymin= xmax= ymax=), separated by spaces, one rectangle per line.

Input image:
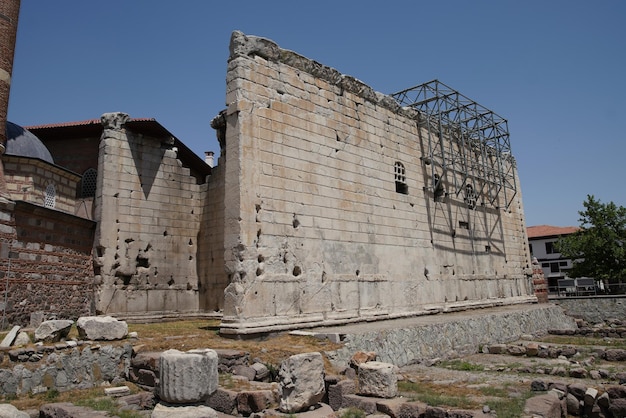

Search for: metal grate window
xmin=81 ymin=168 xmax=97 ymax=198
xmin=394 ymin=162 xmax=408 ymax=194
xmin=44 ymin=184 xmax=56 ymax=208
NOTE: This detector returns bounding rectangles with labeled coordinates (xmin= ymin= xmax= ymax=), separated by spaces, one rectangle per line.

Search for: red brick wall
xmin=0 ymin=200 xmax=96 ymax=327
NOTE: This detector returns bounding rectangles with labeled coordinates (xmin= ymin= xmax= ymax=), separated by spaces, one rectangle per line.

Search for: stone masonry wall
xmin=3 ymin=156 xmax=81 ymax=215
xmin=0 ymin=201 xmax=95 ymax=327
xmin=219 ymin=32 xmax=534 ymax=335
xmin=198 ymin=157 xmax=227 ymax=312
xmin=93 ymin=113 xmax=208 ymax=316
xmin=552 ymin=296 xmax=626 ymax=324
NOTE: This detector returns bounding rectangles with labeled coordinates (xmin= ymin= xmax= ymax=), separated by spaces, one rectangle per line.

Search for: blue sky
xmin=7 ymin=1 xmax=626 ymax=227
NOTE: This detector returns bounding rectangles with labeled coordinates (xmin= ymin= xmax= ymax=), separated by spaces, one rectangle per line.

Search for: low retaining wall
xmin=550 ymin=295 xmax=626 ymax=324
xmin=0 ymin=342 xmax=132 ymax=396
xmin=322 ymin=303 xmax=577 ymax=367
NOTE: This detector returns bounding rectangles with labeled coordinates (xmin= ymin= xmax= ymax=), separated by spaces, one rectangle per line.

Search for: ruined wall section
xmin=93 ymin=113 xmax=206 ymax=317
xmin=198 ymin=157 xmax=227 ymax=312
xmin=220 ymin=32 xmax=534 ymax=335
xmin=0 ymin=201 xmax=95 ymax=327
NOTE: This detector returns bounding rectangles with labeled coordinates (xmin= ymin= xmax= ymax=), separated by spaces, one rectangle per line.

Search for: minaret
xmin=0 ymin=0 xmax=20 ymax=197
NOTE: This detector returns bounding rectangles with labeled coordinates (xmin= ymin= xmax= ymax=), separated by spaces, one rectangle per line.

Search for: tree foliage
xmin=557 ymin=195 xmax=626 ymax=283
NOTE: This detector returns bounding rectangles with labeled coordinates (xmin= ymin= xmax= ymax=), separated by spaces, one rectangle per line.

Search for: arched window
xmin=81 ymin=168 xmax=97 ymax=198
xmin=44 ymin=184 xmax=56 ymax=208
xmin=394 ymin=162 xmax=408 ymax=194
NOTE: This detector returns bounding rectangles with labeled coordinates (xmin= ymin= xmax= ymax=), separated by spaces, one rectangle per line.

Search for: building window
xmin=394 ymin=162 xmax=408 ymax=194
xmin=44 ymin=184 xmax=56 ymax=208
xmin=464 ymin=184 xmax=477 ymax=209
xmin=459 ymin=221 xmax=469 ymax=229
xmin=81 ymin=168 xmax=97 ymax=198
xmin=545 ymin=242 xmax=557 ymax=254
xmin=550 ymin=262 xmax=560 ymax=273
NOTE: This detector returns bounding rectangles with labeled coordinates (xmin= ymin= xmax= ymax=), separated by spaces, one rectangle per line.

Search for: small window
xmin=433 ymin=173 xmax=445 ymax=201
xmin=541 ymin=262 xmax=550 ymax=268
xmin=394 ymin=162 xmax=408 ymax=194
xmin=44 ymin=184 xmax=56 ymax=208
xmin=550 ymin=262 xmax=560 ymax=273
xmin=545 ymin=242 xmax=557 ymax=254
xmin=485 ymin=245 xmax=491 ymax=253
xmin=459 ymin=221 xmax=469 ymax=230
xmin=464 ymin=184 xmax=477 ymax=209
xmin=81 ymin=168 xmax=97 ymax=198
xmin=559 ymin=261 xmax=568 ymax=267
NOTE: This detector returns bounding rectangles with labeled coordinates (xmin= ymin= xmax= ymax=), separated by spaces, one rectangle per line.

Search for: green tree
xmin=557 ymin=195 xmax=626 ymax=284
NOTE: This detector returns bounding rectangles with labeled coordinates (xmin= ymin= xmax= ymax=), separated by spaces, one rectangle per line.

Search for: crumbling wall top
xmin=229 ymin=31 xmax=416 ymax=118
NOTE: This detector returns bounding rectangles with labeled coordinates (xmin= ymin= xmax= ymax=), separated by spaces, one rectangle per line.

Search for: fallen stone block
xmin=13 ymin=332 xmax=30 ymax=347
xmin=39 ymin=402 xmax=112 ymax=417
xmin=604 ymin=348 xmax=626 ymax=361
xmin=523 ymin=393 xmax=564 ymax=418
xmin=358 ymin=361 xmax=397 ymax=398
xmin=232 ymin=364 xmax=257 ymax=381
xmin=159 ymin=348 xmax=218 ymax=404
xmin=328 ymin=379 xmax=356 ymax=411
xmin=151 ymin=402 xmax=218 ymax=418
xmin=0 ymin=403 xmax=29 ymax=418
xmin=251 ymin=362 xmax=270 ymax=381
xmin=278 ymin=352 xmax=325 ymax=413
xmin=0 ymin=325 xmax=20 ymax=347
xmin=341 ymin=394 xmax=378 ymax=415
xmin=207 ymin=387 xmax=238 ymax=415
xmin=34 ymin=320 xmax=73 ymax=343
xmin=236 ymin=389 xmax=278 ymax=415
xmin=77 ymin=316 xmax=128 ymax=341
xmin=104 ymin=385 xmax=130 ymax=397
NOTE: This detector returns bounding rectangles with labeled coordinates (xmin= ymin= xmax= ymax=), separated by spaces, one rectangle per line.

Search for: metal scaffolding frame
xmin=392 ymin=80 xmax=517 ymax=210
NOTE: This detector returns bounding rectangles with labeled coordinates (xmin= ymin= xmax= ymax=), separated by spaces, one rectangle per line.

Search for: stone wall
xmin=325 ymin=304 xmax=577 ymax=367
xmin=198 ymin=157 xmax=227 ymax=312
xmin=0 ymin=343 xmax=132 ymax=396
xmin=93 ymin=113 xmax=209 ymax=316
xmin=219 ymin=32 xmax=534 ymax=335
xmin=551 ymin=296 xmax=626 ymax=324
xmin=3 ymin=156 xmax=81 ymax=215
xmin=0 ymin=201 xmax=95 ymax=327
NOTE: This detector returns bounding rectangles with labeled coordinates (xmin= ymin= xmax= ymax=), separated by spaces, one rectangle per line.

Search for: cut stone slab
xmin=34 ymin=320 xmax=73 ymax=342
xmin=151 ymin=403 xmax=218 ymax=418
xmin=523 ymin=393 xmax=564 ymax=418
xmin=0 ymin=325 xmax=20 ymax=347
xmin=39 ymin=402 xmax=112 ymax=417
xmin=159 ymin=348 xmax=218 ymax=404
xmin=76 ymin=316 xmax=128 ymax=341
xmin=358 ymin=361 xmax=398 ymax=398
xmin=278 ymin=352 xmax=325 ymax=413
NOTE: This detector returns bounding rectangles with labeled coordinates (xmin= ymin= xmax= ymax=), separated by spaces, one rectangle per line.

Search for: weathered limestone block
xmin=13 ymin=332 xmax=30 ymax=347
xmin=0 ymin=403 xmax=29 ymax=418
xmin=236 ymin=390 xmax=277 ymax=416
xmin=358 ymin=361 xmax=397 ymax=398
xmin=76 ymin=316 xmax=128 ymax=341
xmin=523 ymin=393 xmax=564 ymax=418
xmin=34 ymin=320 xmax=73 ymax=342
xmin=328 ymin=378 xmax=356 ymax=411
xmin=208 ymin=387 xmax=238 ymax=415
xmin=151 ymin=403 xmax=218 ymax=418
xmin=278 ymin=352 xmax=325 ymax=413
xmin=40 ymin=402 xmax=112 ymax=417
xmin=159 ymin=348 xmax=218 ymax=404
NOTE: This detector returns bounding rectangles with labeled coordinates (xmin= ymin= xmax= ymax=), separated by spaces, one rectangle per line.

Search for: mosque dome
xmin=5 ymin=121 xmax=54 ymax=164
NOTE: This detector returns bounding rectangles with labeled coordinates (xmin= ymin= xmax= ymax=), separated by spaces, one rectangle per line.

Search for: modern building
xmin=527 ymin=225 xmax=579 ymax=293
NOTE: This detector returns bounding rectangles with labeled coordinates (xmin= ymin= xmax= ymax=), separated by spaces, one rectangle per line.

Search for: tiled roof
xmin=527 ymin=225 xmax=579 ymax=239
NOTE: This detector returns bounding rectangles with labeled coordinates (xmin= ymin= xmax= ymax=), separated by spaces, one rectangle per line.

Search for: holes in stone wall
xmin=292 ymin=215 xmax=300 ymax=229
xmin=168 ymin=277 xmax=175 ymax=286
xmin=163 ymin=231 xmax=168 ymax=236
xmin=293 ymin=266 xmax=302 ymax=276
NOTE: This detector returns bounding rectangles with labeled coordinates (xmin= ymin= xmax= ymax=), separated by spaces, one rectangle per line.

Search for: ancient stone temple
xmin=0 ymin=27 xmax=535 ymax=333
xmin=215 ymin=32 xmax=534 ymax=335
